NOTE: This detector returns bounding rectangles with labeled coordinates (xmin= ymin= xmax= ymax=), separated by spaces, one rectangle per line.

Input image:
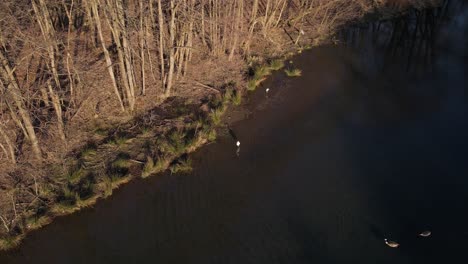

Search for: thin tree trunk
xmin=90 ymin=0 xmax=125 ymax=111
xmin=0 ymin=50 xmax=42 ymax=160
xmin=0 ymin=126 xmax=16 ymax=164
xmin=165 ymin=0 xmax=176 ymax=96
xmin=62 ymin=0 xmax=76 ymax=104
xmin=47 ymin=80 xmax=66 ymax=142
xmin=201 ymin=0 xmax=207 ymax=46
xmin=229 ymin=0 xmax=242 ymax=61
xmin=157 ymin=0 xmax=166 ymax=89
xmin=139 ymin=0 xmax=146 ymax=96
xmin=245 ymin=0 xmax=259 ymax=54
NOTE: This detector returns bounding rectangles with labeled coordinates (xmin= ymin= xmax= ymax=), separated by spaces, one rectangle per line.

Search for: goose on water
xmin=419 ymin=230 xmax=432 ymax=237
xmin=384 ymin=238 xmax=400 ymax=248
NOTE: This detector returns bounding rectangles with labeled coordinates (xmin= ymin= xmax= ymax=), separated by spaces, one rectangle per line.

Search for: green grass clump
xmin=111 ymin=157 xmax=132 ymax=169
xmin=141 ymin=156 xmax=155 ymax=178
xmin=152 ymin=132 xmax=194 ymax=175
xmin=80 ymin=147 xmax=97 ymax=159
xmin=207 ymin=129 xmax=217 ymax=141
xmin=25 ymin=215 xmax=51 ymax=230
xmin=253 ymin=66 xmax=271 ymax=80
xmin=94 ymin=128 xmax=108 ymax=136
xmin=248 ymin=64 xmax=276 ymax=91
xmin=168 ymin=130 xmax=187 ymax=155
xmin=247 ymin=79 xmax=258 ymax=91
xmin=115 ymin=136 xmax=128 ymax=146
xmin=209 ymin=107 xmax=225 ymax=126
xmin=66 ymin=168 xmax=86 ymax=185
xmin=154 ymin=157 xmax=169 ymax=172
xmin=0 ymin=235 xmax=23 ymax=251
xmin=191 ymin=118 xmax=205 ymax=131
xmin=170 ymin=158 xmax=192 ymax=174
xmin=51 ymin=202 xmax=78 ymax=214
xmin=158 ymin=138 xmax=173 ymax=155
xmin=223 ymin=88 xmax=233 ymax=104
xmin=269 ymin=59 xmax=285 ymax=71
xmin=285 ymin=68 xmax=302 ymax=77
xmin=53 ymin=185 xmax=79 ymax=213
xmin=232 ymin=90 xmax=242 ymax=106
xmin=62 ymin=186 xmax=79 ymax=203
xmin=102 ymin=173 xmax=130 ymax=197
xmin=142 ymin=156 xmax=169 ymax=178
xmin=247 ymin=55 xmax=261 ymax=65
xmin=77 ymin=179 xmax=96 ymax=200
xmin=303 ymin=44 xmax=312 ymax=50
xmin=101 ymin=176 xmax=114 ymax=197
xmin=107 ymin=135 xmax=129 ymax=146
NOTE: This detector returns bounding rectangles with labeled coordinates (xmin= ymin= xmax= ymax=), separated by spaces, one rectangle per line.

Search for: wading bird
xmin=226 ymin=123 xmax=241 ymax=156
xmin=419 ymin=231 xmax=432 ymax=237
xmin=384 ymin=238 xmax=400 ymax=248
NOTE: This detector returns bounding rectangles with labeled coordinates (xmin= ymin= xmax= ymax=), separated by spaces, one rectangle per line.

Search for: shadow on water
xmin=369 ymin=223 xmax=387 ymax=240
xmin=333 ymin=1 xmax=468 ymax=262
xmin=1 ymin=1 xmax=468 ymax=263
xmin=225 ymin=123 xmax=239 ymax=144
xmin=338 ymin=0 xmax=460 ymax=76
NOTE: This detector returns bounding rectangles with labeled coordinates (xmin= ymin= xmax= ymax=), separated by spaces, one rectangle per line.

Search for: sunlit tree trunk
xmin=0 ymin=125 xmax=16 ymax=164
xmin=157 ymin=0 xmax=166 ymax=89
xmin=165 ymin=0 xmax=177 ymax=96
xmin=0 ymin=50 xmax=42 ymax=160
xmin=89 ymin=0 xmax=125 ymax=111
xmin=32 ymin=0 xmax=66 ymax=142
xmin=244 ymin=0 xmax=259 ymax=54
xmin=229 ymin=0 xmax=243 ymax=61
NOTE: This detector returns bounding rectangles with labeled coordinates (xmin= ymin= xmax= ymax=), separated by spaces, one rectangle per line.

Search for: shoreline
xmin=0 ymin=41 xmax=301 ymax=251
xmin=0 ymin=1 xmax=438 ymax=251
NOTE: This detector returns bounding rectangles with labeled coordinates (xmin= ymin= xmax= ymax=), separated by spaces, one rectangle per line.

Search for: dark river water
xmin=2 ymin=1 xmax=468 ymax=263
